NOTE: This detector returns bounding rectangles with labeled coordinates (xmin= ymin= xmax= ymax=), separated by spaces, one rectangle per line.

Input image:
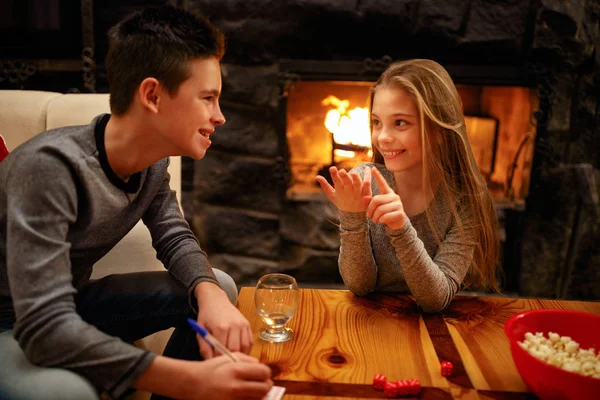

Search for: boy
xmin=0 ymin=5 xmax=272 ymax=400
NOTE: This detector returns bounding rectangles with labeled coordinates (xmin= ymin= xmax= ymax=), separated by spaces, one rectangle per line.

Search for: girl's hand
xmin=366 ymin=167 xmax=407 ymax=230
xmin=316 ymin=166 xmax=372 ymax=212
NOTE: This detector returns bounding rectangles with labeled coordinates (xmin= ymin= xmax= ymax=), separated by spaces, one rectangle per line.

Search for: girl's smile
xmin=380 ymin=149 xmax=406 ymax=159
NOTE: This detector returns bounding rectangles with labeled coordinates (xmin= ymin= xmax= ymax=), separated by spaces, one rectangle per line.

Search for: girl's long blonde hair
xmin=370 ymin=59 xmax=501 ymax=292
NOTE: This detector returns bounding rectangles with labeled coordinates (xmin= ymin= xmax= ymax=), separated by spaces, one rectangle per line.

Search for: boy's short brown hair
xmin=106 ymin=5 xmax=225 ymax=115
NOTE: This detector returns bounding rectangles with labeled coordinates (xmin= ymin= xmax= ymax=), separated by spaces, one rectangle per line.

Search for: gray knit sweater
xmin=0 ymin=114 xmax=218 ymax=398
xmin=338 ymin=163 xmax=477 ymax=312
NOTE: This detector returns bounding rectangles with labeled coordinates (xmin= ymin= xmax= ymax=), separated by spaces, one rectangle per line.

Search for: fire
xmin=322 ymin=95 xmax=371 ymax=159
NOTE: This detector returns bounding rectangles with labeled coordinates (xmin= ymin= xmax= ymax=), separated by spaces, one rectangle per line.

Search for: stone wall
xmin=518 ymin=0 xmax=600 ymax=300
xmin=178 ymin=0 xmax=600 ymax=296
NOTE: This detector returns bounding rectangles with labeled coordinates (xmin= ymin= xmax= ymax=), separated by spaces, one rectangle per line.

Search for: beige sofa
xmin=0 ymin=90 xmax=177 ymax=400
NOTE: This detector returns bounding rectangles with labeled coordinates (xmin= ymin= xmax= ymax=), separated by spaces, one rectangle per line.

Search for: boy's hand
xmin=316 ymin=166 xmax=372 ymax=212
xmin=194 ymin=282 xmax=253 ymax=359
xmin=135 ymin=353 xmax=273 ymax=399
xmin=189 ymin=353 xmax=273 ymax=400
xmin=366 ymin=167 xmax=407 ymax=230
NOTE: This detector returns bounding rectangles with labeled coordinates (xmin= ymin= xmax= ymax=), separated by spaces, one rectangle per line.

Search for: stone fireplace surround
xmin=178 ymin=0 xmax=600 ymax=300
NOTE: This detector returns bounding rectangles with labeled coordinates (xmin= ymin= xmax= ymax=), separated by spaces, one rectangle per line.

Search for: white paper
xmin=262 ymin=385 xmax=286 ymax=400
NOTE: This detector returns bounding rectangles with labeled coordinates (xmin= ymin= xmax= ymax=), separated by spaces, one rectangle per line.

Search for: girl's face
xmin=371 ymin=87 xmax=423 ymax=173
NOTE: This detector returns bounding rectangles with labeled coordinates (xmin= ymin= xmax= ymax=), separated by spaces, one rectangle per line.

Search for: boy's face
xmin=157 ymin=57 xmax=225 ymax=160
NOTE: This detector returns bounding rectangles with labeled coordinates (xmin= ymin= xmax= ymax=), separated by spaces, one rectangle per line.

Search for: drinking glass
xmin=254 ymin=273 xmax=300 ymax=343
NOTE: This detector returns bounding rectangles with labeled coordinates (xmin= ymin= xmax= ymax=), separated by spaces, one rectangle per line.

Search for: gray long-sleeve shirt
xmin=338 ymin=163 xmax=477 ymax=312
xmin=0 ymin=114 xmax=219 ymax=398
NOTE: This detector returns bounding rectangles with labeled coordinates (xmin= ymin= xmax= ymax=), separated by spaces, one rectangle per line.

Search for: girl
xmin=316 ymin=59 xmax=500 ymax=312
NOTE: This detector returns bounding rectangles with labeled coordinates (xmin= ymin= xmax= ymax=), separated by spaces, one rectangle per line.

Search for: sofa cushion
xmin=46 ymin=93 xmax=111 ymax=130
xmin=0 ymin=90 xmax=62 ymax=150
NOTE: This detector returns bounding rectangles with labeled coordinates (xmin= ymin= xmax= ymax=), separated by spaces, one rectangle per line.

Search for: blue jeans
xmin=0 ymin=269 xmax=238 ymax=400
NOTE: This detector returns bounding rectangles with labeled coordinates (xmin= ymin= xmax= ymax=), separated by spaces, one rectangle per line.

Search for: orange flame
xmin=322 ymin=96 xmax=371 ymax=156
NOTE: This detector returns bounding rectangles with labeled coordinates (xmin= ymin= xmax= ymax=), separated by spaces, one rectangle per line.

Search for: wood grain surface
xmin=237 ymin=288 xmax=600 ymax=399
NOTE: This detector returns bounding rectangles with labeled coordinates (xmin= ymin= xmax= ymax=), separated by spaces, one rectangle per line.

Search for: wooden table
xmin=237 ymin=287 xmax=600 ymax=399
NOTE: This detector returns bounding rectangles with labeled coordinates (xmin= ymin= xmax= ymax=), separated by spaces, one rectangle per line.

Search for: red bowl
xmin=505 ymin=309 xmax=600 ymax=400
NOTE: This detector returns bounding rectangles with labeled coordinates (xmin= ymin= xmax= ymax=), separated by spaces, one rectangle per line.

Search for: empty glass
xmin=254 ymin=273 xmax=300 ymax=343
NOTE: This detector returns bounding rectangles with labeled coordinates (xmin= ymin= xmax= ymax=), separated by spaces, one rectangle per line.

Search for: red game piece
xmin=373 ymin=373 xmax=387 ymax=391
xmin=406 ymin=378 xmax=421 ymax=395
xmin=395 ymin=380 xmax=409 ymax=396
xmin=441 ymin=361 xmax=454 ymax=376
xmin=384 ymin=381 xmax=398 ymax=398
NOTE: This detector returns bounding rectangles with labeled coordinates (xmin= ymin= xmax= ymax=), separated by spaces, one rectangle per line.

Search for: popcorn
xmin=519 ymin=332 xmax=600 ymax=379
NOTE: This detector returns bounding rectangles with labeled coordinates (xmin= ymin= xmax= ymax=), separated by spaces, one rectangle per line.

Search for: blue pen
xmin=187 ymin=318 xmax=240 ymax=362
